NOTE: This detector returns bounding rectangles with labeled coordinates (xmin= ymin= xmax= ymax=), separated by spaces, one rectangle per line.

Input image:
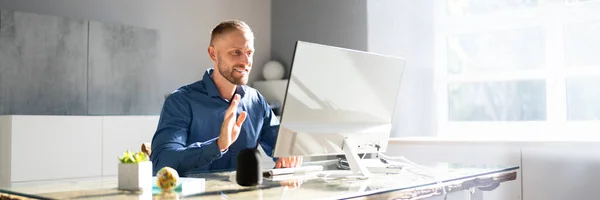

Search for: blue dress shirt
xmin=150 ymin=68 xmax=279 ymax=176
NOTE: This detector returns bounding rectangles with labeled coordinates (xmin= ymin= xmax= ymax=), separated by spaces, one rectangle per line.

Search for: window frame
xmin=433 ymin=0 xmax=600 ymax=139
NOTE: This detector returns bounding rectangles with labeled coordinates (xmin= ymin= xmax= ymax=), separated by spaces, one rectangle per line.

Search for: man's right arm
xmin=150 ymin=91 xmax=225 ymax=175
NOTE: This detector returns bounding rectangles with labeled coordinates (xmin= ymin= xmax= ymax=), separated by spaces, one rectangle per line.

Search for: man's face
xmin=212 ymin=30 xmax=255 ymax=85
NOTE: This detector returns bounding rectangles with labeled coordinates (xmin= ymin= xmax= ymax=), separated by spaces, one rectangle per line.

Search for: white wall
xmin=0 ymin=0 xmax=271 ymax=94
xmin=0 ymin=116 xmax=11 ymax=186
xmin=521 ymin=143 xmax=600 ymax=200
xmin=367 ymin=0 xmax=437 ymax=137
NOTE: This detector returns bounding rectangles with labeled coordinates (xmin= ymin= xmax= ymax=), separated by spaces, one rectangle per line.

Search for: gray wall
xmin=271 ymin=0 xmax=368 ymax=77
xmin=87 ymin=21 xmax=161 ymax=115
xmin=1 ymin=10 xmax=88 ymax=115
xmin=272 ymin=0 xmax=436 ymax=137
xmin=0 ymin=0 xmax=271 ymax=114
xmin=0 ymin=9 xmax=162 ymax=115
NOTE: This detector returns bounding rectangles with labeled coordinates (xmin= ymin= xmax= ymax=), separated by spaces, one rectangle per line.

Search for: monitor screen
xmin=273 ymin=41 xmax=405 ymax=158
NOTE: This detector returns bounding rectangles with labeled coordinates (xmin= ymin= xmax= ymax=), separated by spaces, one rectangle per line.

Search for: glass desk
xmin=0 ymin=163 xmax=519 ymax=200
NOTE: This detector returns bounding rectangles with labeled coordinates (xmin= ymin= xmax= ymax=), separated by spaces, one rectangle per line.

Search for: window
xmin=434 ymin=0 xmax=600 ymax=139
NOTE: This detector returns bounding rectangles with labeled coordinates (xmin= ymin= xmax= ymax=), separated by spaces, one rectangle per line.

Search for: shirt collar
xmin=202 ymin=68 xmax=247 ymax=99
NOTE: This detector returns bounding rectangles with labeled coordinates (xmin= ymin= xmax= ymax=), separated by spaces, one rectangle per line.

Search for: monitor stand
xmin=318 ymin=138 xmax=371 ymax=180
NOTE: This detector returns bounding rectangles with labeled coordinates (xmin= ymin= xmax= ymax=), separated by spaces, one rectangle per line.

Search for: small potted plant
xmin=118 ymin=150 xmax=152 ymax=191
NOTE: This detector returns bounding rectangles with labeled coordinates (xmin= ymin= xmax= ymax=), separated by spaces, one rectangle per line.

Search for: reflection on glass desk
xmin=0 ymin=163 xmax=519 ymax=200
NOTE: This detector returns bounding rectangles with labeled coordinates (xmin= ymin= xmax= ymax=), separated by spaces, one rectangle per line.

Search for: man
xmin=150 ymin=20 xmax=301 ymax=176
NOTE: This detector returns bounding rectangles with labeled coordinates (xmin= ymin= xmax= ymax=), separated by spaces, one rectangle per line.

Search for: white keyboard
xmin=263 ymin=165 xmax=324 ymax=177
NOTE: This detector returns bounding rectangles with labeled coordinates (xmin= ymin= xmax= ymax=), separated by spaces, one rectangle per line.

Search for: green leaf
xmin=118 ymin=150 xmax=148 ymax=164
xmin=134 ymin=151 xmax=149 ymax=163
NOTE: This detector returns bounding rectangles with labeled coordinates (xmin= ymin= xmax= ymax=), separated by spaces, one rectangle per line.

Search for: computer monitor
xmin=273 ymin=41 xmax=405 ymax=177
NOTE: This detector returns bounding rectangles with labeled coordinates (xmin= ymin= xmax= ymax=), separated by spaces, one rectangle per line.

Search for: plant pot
xmin=118 ymin=161 xmax=152 ymax=191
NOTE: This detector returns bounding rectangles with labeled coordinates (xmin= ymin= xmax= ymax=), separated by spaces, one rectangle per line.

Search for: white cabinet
xmin=0 ymin=116 xmax=103 ymax=185
xmin=0 ymin=115 xmax=277 ymax=185
xmin=0 ymin=115 xmax=159 ymax=185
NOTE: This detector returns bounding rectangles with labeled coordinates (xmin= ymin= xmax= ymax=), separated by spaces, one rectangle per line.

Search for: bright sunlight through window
xmin=433 ymin=0 xmax=600 ymax=140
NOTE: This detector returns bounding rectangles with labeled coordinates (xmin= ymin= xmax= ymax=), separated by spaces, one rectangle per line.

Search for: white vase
xmin=263 ymin=61 xmax=285 ymax=80
xmin=118 ymin=162 xmax=153 ymax=191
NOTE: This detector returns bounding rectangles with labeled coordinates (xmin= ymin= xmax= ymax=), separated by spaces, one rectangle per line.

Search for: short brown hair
xmin=210 ymin=20 xmax=253 ymax=46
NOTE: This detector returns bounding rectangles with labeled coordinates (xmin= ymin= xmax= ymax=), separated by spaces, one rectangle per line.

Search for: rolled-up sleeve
xmin=150 ymin=91 xmax=224 ymax=175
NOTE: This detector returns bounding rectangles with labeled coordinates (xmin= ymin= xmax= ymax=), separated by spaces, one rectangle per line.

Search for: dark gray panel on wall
xmin=0 ymin=10 xmax=12 ymax=114
xmin=271 ymin=0 xmax=368 ymax=76
xmin=0 ymin=10 xmax=88 ymax=115
xmin=87 ymin=21 xmax=161 ymax=115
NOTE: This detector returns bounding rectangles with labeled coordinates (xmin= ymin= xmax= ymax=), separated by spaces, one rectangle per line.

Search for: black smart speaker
xmin=236 ymin=148 xmax=263 ymax=186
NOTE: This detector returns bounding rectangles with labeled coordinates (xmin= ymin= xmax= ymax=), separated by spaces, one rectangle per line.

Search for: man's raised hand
xmin=217 ymin=94 xmax=247 ymax=151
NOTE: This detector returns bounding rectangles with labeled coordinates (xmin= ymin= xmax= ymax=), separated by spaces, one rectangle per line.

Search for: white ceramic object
xmin=263 ymin=61 xmax=285 ymax=80
xmin=118 ymin=161 xmax=153 ymax=191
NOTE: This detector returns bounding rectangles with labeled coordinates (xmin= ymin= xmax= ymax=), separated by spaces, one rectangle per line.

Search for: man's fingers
xmin=224 ymin=94 xmax=240 ymax=118
xmin=235 ymin=111 xmax=247 ymax=127
xmin=224 ymin=109 xmax=235 ymax=123
xmin=231 ymin=124 xmax=240 ymax=141
xmin=225 ymin=108 xmax=234 ymax=120
xmin=231 ymin=112 xmax=246 ymax=141
xmin=275 ymin=160 xmax=282 ymax=168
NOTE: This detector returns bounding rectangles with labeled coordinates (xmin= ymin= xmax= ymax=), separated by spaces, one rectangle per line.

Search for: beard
xmin=217 ymin=56 xmax=249 ymax=85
